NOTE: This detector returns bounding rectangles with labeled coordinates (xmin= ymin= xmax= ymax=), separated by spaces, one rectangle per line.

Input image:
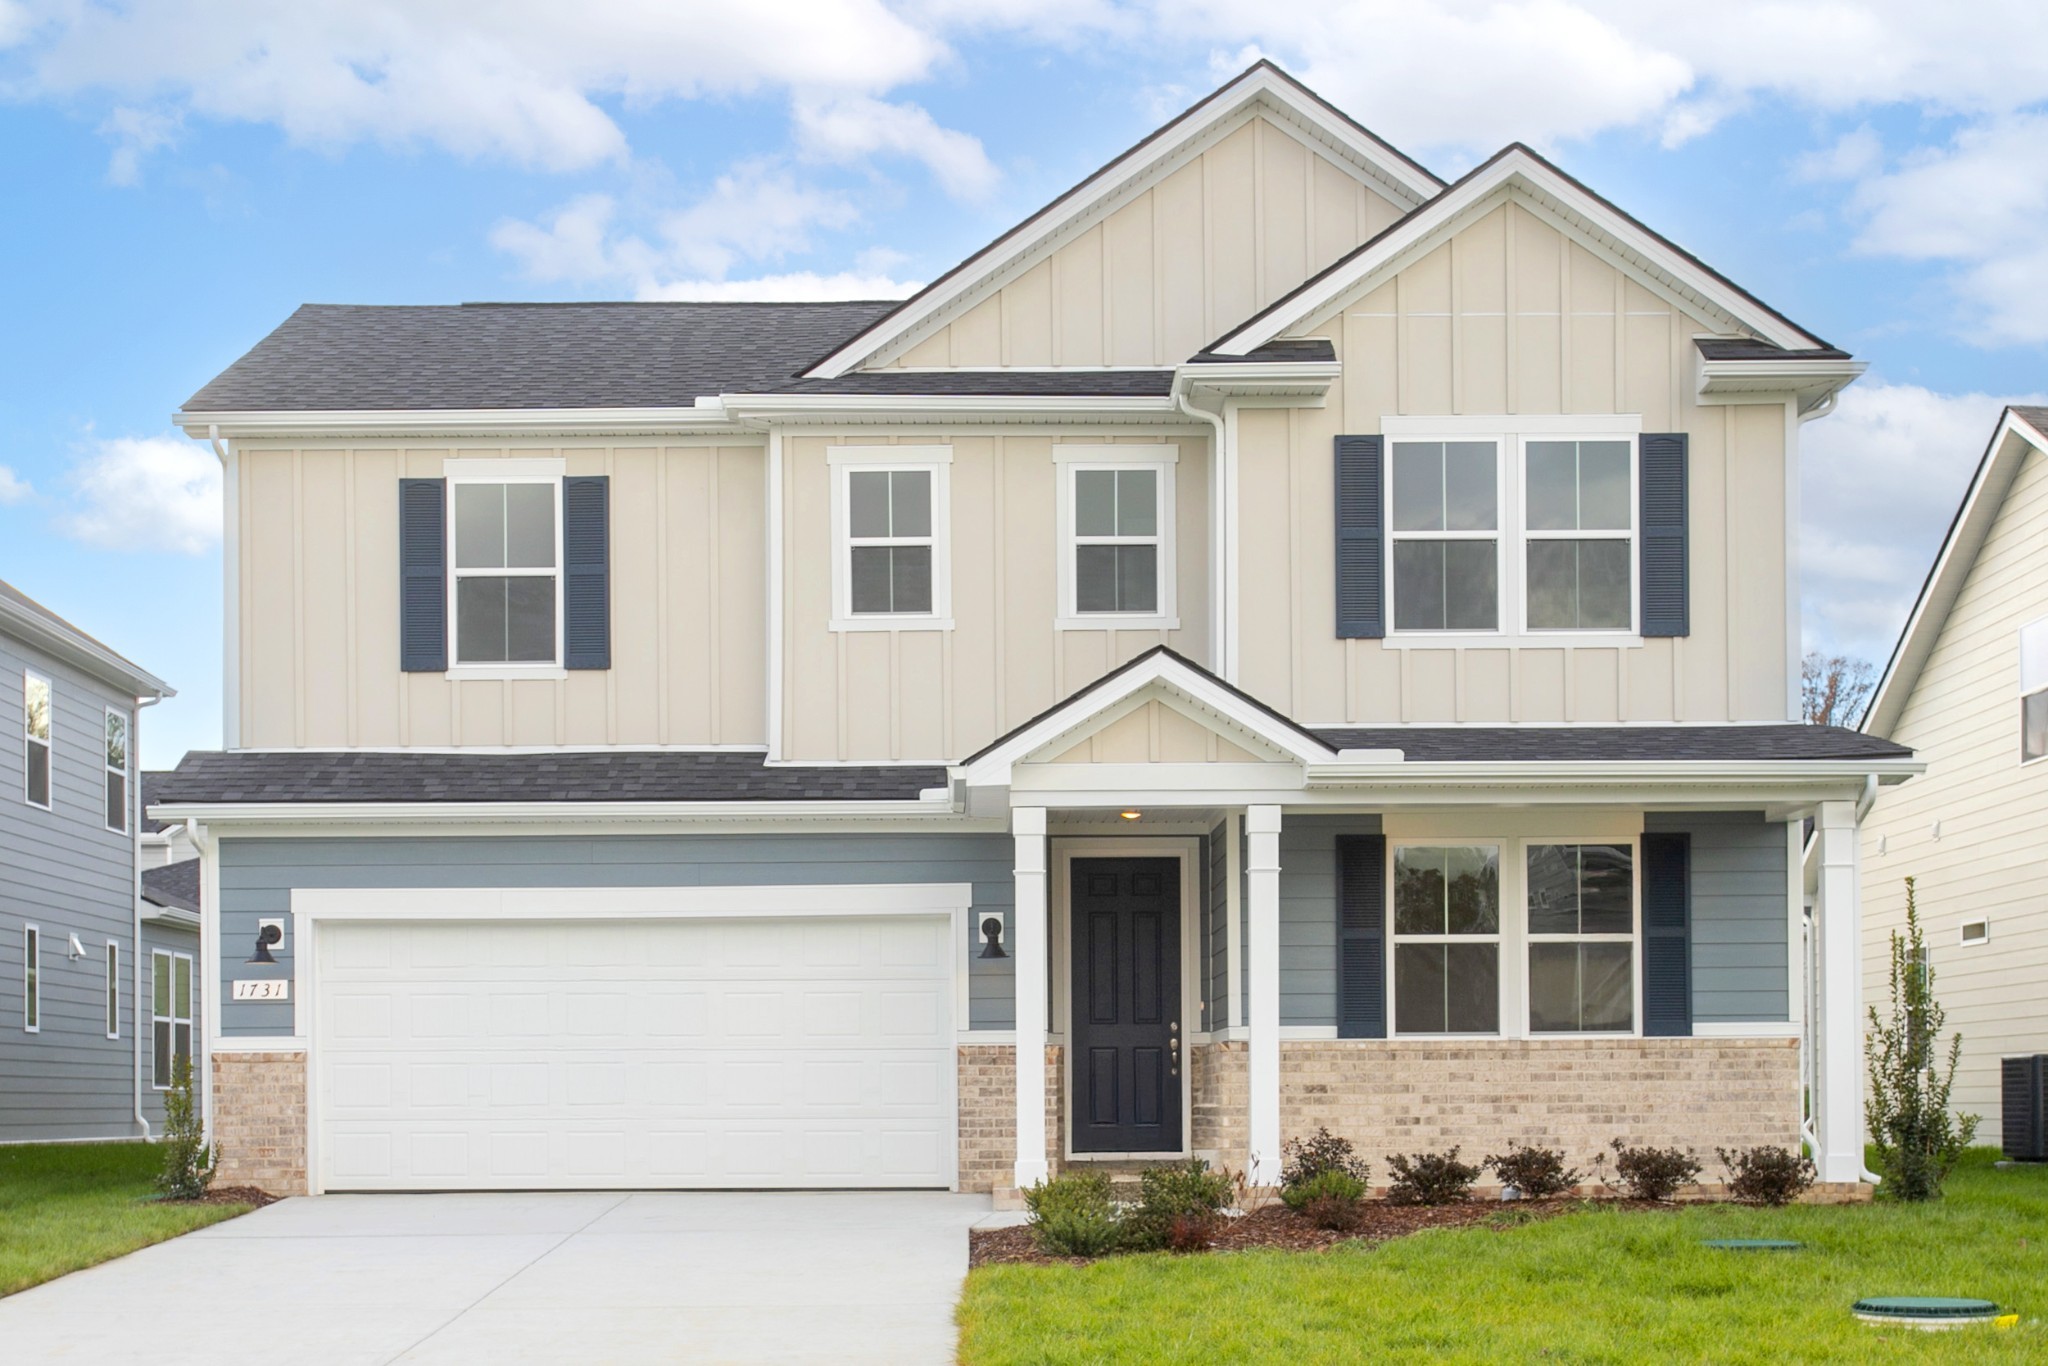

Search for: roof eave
xmin=0 ymin=596 xmax=173 ymax=700
xmin=1697 ymin=357 xmax=1867 ymax=414
xmin=175 ymin=405 xmax=747 ymax=441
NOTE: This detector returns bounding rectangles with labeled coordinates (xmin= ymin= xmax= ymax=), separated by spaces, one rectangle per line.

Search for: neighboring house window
xmin=1526 ymin=843 xmax=1636 ymax=1032
xmin=1390 ymin=441 xmax=1499 ymax=631
xmin=105 ymin=708 xmax=129 ymax=833
xmin=105 ymin=942 xmax=120 ymax=1039
xmin=2022 ymin=617 xmax=2048 ymax=762
xmin=1524 ymin=441 xmax=1633 ymax=631
xmin=1392 ymin=845 xmax=1501 ymax=1034
xmin=152 ymin=950 xmax=193 ymax=1089
xmin=22 ymin=925 xmax=39 ymax=1032
xmin=23 ymin=671 xmax=51 ymax=809
xmin=450 ymin=473 xmax=560 ymax=667
xmin=828 ymin=447 xmax=952 ymax=629
xmin=1056 ymin=446 xmax=1178 ymax=628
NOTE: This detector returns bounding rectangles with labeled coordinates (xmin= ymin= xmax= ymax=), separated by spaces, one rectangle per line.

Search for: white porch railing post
xmin=1012 ymin=806 xmax=1050 ymax=1191
xmin=1247 ymin=804 xmax=1282 ymax=1186
xmin=1813 ymin=799 xmax=1865 ymax=1184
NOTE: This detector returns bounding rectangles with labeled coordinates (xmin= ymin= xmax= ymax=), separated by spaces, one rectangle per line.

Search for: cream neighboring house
xmin=154 ymin=62 xmax=1913 ymax=1200
xmin=1860 ymin=405 xmax=2048 ymax=1131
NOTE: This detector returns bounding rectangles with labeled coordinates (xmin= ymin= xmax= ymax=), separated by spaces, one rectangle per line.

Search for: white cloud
xmin=99 ymin=105 xmax=182 ymax=185
xmin=1800 ymin=380 xmax=2047 ymax=663
xmin=59 ymin=435 xmax=221 ymax=555
xmin=638 ymin=272 xmax=921 ymax=301
xmin=793 ymin=95 xmax=998 ymax=200
xmin=0 ymin=465 xmax=31 ymax=504
xmin=1795 ymin=126 xmax=1882 ymax=183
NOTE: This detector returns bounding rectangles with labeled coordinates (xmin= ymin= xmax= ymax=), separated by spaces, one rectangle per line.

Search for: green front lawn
xmin=0 ymin=1143 xmax=254 ymax=1297
xmin=960 ymin=1151 xmax=2047 ymax=1364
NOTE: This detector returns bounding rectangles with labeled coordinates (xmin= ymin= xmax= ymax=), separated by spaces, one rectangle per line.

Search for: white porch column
xmin=1812 ymin=799 xmax=1865 ymax=1184
xmin=1012 ymin=806 xmax=1049 ymax=1190
xmin=1246 ymin=804 xmax=1282 ymax=1186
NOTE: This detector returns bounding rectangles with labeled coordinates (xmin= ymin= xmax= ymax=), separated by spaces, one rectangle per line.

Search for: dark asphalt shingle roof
xmin=1186 ymin=339 xmax=1337 ymax=364
xmin=153 ymin=750 xmax=948 ymax=805
xmin=1311 ymin=725 xmax=1910 ymax=762
xmin=140 ymin=771 xmax=174 ymax=833
xmin=1694 ymin=338 xmax=1855 ymax=362
xmin=141 ymin=859 xmax=200 ymax=915
xmin=182 ymin=301 xmax=900 ymax=412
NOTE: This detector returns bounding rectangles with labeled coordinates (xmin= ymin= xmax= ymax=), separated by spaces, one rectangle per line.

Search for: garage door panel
xmin=317 ymin=915 xmax=955 ymax=1190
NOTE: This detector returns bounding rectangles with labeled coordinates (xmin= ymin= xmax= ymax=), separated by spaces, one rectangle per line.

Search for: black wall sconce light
xmin=247 ymin=923 xmax=283 ymax=965
xmin=978 ymin=916 xmax=1007 ymax=959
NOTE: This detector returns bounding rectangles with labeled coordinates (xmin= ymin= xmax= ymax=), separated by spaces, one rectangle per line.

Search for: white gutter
xmin=177 ymin=405 xmax=747 ymax=440
xmin=131 ymin=693 xmax=161 ymax=1141
xmin=1304 ymin=758 xmax=1922 ymax=788
xmin=1171 ymin=375 xmax=1231 ymax=681
xmin=150 ymin=797 xmax=966 ymax=827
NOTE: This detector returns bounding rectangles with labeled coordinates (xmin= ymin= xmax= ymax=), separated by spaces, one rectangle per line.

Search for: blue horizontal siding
xmin=1277 ymin=815 xmax=1382 ymax=1028
xmin=1646 ymin=811 xmax=1791 ymax=1023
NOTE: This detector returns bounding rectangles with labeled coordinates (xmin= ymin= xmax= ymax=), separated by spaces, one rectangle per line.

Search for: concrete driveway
xmin=0 ymin=1190 xmax=992 ymax=1364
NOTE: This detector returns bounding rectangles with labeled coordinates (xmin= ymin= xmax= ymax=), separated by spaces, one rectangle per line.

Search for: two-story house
xmin=156 ymin=62 xmax=1914 ymax=1199
xmin=1 ymin=578 xmax=188 ymax=1143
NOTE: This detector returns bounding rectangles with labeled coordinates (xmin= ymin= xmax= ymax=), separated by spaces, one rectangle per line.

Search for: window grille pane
xmin=505 ymin=578 xmax=556 ymax=661
xmin=1528 ymin=943 xmax=1578 ymax=1032
xmin=1529 ymin=540 xmax=1631 ymax=630
xmin=1074 ymin=470 xmax=1117 ymax=536
xmin=25 ymin=677 xmax=49 ymax=741
xmin=502 ymin=483 xmax=556 ymax=568
xmin=1443 ymin=542 xmax=1498 ymax=630
xmin=106 ymin=712 xmax=128 ymax=769
xmin=1578 ymin=442 xmax=1632 ymax=529
xmin=850 ymin=545 xmax=893 ymax=613
xmin=27 ymin=744 xmax=49 ymax=807
xmin=1525 ymin=441 xmax=1578 ymax=530
xmin=2023 ymin=618 xmax=2048 ymax=694
xmin=1392 ymin=541 xmax=1447 ymax=630
xmin=1115 ymin=469 xmax=1157 ymax=536
xmin=454 ymin=484 xmax=507 ymax=569
xmin=1115 ymin=544 xmax=1157 ymax=612
xmin=1394 ymin=847 xmax=1446 ymax=935
xmin=457 ymin=577 xmax=557 ymax=663
xmin=1445 ymin=847 xmax=1500 ymax=934
xmin=891 ymin=546 xmax=933 ymax=614
xmin=1391 ymin=443 xmax=1445 ymax=531
xmin=107 ymin=772 xmax=127 ymax=832
xmin=2025 ymin=690 xmax=2048 ymax=761
xmin=1394 ymin=944 xmax=1446 ymax=1033
xmin=848 ymin=471 xmax=891 ymax=538
xmin=1578 ymin=844 xmax=1634 ymax=933
xmin=1530 ymin=943 xmax=1633 ymax=1032
xmin=175 ymin=957 xmax=192 ymax=1017
xmin=174 ymin=1023 xmax=192 ymax=1068
xmin=1444 ymin=442 xmax=1497 ymax=531
xmin=889 ymin=470 xmax=932 ymax=538
xmin=1076 ymin=544 xmax=1117 ymax=612
xmin=154 ymin=1021 xmax=171 ymax=1086
xmin=1526 ymin=844 xmax=1579 ymax=934
xmin=154 ymin=955 xmax=169 ymax=1016
xmin=1445 ymin=943 xmax=1500 ymax=1033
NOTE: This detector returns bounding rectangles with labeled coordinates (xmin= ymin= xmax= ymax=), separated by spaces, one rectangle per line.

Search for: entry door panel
xmin=1070 ymin=858 xmax=1182 ymax=1153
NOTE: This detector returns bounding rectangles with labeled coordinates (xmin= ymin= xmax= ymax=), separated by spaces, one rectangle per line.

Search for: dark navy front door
xmin=1069 ymin=857 xmax=1183 ymax=1153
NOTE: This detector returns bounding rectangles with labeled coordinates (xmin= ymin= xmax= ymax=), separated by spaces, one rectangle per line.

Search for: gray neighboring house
xmin=0 ymin=577 xmax=186 ymax=1142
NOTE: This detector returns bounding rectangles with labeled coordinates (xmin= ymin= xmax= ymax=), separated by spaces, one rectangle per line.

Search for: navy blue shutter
xmin=1336 ymin=833 xmax=1388 ymax=1038
xmin=398 ymin=478 xmax=447 ymax=673
xmin=1334 ymin=435 xmax=1386 ymax=638
xmin=562 ymin=476 xmax=610 ymax=670
xmin=1639 ymin=433 xmax=1689 ymax=637
xmin=1641 ymin=832 xmax=1692 ymax=1037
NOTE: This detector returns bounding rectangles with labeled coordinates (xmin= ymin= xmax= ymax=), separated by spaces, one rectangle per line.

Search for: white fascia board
xmin=1865 ymin=409 xmax=2047 ymax=737
xmin=147 ymin=798 xmax=964 ymax=828
xmin=1213 ymin=149 xmax=1826 ymax=357
xmin=0 ymin=598 xmax=174 ymax=700
xmin=1176 ymin=361 xmax=1341 ymax=405
xmin=803 ymin=66 xmax=1439 ymax=380
xmin=174 ymin=406 xmax=745 ymax=440
xmin=957 ymin=655 xmax=1338 ymax=786
xmin=717 ymin=393 xmax=1180 ymax=426
xmin=1303 ymin=758 xmax=1922 ymax=790
xmin=1697 ymin=357 xmax=1867 ymax=413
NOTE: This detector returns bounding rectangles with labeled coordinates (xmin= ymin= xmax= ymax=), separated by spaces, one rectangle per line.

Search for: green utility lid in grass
xmin=1700 ymin=1239 xmax=1803 ymax=1251
xmin=1851 ymin=1297 xmax=2000 ymax=1329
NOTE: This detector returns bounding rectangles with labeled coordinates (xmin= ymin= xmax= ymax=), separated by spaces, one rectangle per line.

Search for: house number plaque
xmin=231 ymin=979 xmax=290 ymax=1001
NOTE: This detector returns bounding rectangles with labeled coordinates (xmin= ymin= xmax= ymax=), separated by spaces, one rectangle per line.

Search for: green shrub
xmin=1717 ymin=1145 xmax=1815 ymax=1206
xmin=155 ymin=1055 xmax=217 ymax=1201
xmin=1284 ymin=1168 xmax=1368 ymax=1229
xmin=1384 ymin=1147 xmax=1480 ymax=1206
xmin=1603 ymin=1141 xmax=1701 ymax=1202
xmin=1281 ymin=1126 xmax=1370 ymax=1191
xmin=1484 ymin=1143 xmax=1583 ymax=1198
xmin=1023 ymin=1170 xmax=1123 ymax=1257
xmin=1128 ymin=1159 xmax=1233 ymax=1252
xmin=1866 ymin=877 xmax=1981 ymax=1201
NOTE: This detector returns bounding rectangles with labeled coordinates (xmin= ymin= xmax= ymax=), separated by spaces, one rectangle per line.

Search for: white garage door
xmin=313 ymin=915 xmax=956 ymax=1191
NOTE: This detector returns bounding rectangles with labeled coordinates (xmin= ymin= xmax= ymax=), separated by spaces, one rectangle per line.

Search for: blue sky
xmin=3 ymin=2 xmax=2046 ymax=765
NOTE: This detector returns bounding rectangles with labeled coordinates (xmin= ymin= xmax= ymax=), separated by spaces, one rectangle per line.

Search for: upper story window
xmin=1055 ymin=446 xmax=1177 ymax=630
xmin=23 ymin=671 xmax=50 ymax=810
xmin=104 ymin=708 xmax=129 ymax=834
xmin=451 ymin=472 xmax=560 ymax=667
xmin=829 ymin=446 xmax=952 ymax=631
xmin=1383 ymin=417 xmax=1640 ymax=643
xmin=2023 ymin=617 xmax=2048 ymax=763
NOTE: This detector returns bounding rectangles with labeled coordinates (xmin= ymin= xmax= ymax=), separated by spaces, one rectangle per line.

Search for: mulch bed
xmin=158 ymin=1186 xmax=280 ymax=1208
xmin=970 ymin=1198 xmax=1581 ymax=1268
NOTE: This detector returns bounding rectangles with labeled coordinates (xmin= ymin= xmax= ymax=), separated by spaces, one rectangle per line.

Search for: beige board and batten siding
xmin=1236 ymin=200 xmax=1793 ymax=724
xmin=1862 ymin=439 xmax=2048 ymax=1121
xmin=779 ymin=433 xmax=1210 ymax=763
xmin=877 ymin=114 xmax=1408 ymax=371
xmin=236 ymin=443 xmax=766 ymax=749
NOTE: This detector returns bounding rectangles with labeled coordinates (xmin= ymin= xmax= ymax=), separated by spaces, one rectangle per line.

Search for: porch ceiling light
xmin=1119 ymin=810 xmax=1142 ymax=821
xmin=247 ymin=923 xmax=282 ymax=966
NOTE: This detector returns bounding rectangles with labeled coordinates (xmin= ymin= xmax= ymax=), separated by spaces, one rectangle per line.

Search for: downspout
xmin=1171 ymin=374 xmax=1229 ymax=677
xmin=132 ymin=693 xmax=162 ymax=1140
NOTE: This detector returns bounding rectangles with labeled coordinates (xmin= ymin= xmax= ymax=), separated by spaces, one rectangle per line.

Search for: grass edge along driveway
xmin=958 ymin=1150 xmax=2046 ymax=1364
xmin=1 ymin=1142 xmax=252 ymax=1297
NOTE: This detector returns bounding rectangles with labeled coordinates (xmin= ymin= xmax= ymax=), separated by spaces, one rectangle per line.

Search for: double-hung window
xmin=104 ymin=708 xmax=129 ymax=833
xmin=1390 ymin=442 xmax=1499 ymax=631
xmin=23 ymin=672 xmax=50 ymax=809
xmin=23 ymin=926 xmax=39 ymax=1032
xmin=1526 ymin=843 xmax=1636 ymax=1032
xmin=1057 ymin=447 xmax=1177 ymax=628
xmin=1524 ymin=441 xmax=1633 ymax=631
xmin=2022 ymin=617 xmax=2048 ymax=763
xmin=450 ymin=471 xmax=561 ymax=667
xmin=830 ymin=447 xmax=951 ymax=629
xmin=1391 ymin=845 xmax=1501 ymax=1034
xmin=152 ymin=950 xmax=193 ymax=1089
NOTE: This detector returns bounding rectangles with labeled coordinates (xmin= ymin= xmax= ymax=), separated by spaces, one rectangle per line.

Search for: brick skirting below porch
xmin=211 ymin=1051 xmax=309 ymax=1196
xmin=957 ymin=1044 xmax=1063 ymax=1194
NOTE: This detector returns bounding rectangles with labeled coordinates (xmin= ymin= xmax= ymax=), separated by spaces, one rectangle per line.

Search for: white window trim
xmin=105 ymin=940 xmax=120 ymax=1040
xmin=827 ymin=445 xmax=954 ymax=632
xmin=2020 ymin=615 xmax=2048 ymax=765
xmin=444 ymin=461 xmax=566 ymax=678
xmin=23 ymin=669 xmax=51 ymax=811
xmin=1385 ymin=829 xmax=1644 ymax=1041
xmin=1960 ymin=918 xmax=1990 ymax=946
xmin=1053 ymin=444 xmax=1179 ymax=631
xmin=104 ymin=706 xmax=129 ymax=834
xmin=1388 ymin=840 xmax=1504 ymax=1039
xmin=24 ymin=924 xmax=40 ymax=1033
xmin=151 ymin=948 xmax=194 ymax=1090
xmin=1381 ymin=415 xmax=1644 ymax=649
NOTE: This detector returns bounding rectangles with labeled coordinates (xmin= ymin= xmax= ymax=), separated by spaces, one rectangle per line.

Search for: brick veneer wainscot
xmin=956 ymin=1044 xmax=1063 ymax=1193
xmin=211 ymin=1051 xmax=309 ymax=1195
